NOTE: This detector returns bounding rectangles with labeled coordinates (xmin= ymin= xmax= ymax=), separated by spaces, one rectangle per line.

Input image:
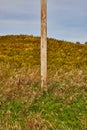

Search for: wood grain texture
xmin=41 ymin=0 xmax=47 ymax=89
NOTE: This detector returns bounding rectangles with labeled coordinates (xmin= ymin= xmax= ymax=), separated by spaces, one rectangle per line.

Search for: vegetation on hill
xmin=0 ymin=35 xmax=87 ymax=130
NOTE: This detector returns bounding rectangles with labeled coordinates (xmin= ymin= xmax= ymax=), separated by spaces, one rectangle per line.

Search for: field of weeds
xmin=0 ymin=35 xmax=87 ymax=130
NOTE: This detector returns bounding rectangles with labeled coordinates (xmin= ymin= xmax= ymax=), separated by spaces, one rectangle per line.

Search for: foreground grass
xmin=0 ymin=35 xmax=87 ymax=130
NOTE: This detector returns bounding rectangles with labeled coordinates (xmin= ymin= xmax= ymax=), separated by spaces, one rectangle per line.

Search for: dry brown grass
xmin=0 ymin=35 xmax=87 ymax=130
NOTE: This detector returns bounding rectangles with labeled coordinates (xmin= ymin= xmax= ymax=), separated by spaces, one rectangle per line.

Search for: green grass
xmin=0 ymin=35 xmax=87 ymax=130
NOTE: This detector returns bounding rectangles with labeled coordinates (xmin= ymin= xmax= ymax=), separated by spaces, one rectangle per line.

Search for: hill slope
xmin=0 ymin=35 xmax=87 ymax=69
xmin=0 ymin=35 xmax=87 ymax=130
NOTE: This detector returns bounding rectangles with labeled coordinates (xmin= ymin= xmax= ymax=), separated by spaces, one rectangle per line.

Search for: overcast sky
xmin=0 ymin=0 xmax=87 ymax=43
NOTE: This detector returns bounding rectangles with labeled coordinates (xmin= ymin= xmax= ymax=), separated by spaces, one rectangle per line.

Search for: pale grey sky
xmin=0 ymin=0 xmax=87 ymax=43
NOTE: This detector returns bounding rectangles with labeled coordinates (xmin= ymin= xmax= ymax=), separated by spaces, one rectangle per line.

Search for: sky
xmin=0 ymin=0 xmax=87 ymax=43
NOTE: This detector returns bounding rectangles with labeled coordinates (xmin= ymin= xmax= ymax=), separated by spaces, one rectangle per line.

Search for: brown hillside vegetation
xmin=0 ymin=35 xmax=87 ymax=130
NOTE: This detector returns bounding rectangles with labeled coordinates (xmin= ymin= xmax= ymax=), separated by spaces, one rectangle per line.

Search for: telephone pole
xmin=41 ymin=0 xmax=47 ymax=89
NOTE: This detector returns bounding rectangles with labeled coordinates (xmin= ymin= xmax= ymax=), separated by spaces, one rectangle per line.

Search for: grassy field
xmin=0 ymin=35 xmax=87 ymax=130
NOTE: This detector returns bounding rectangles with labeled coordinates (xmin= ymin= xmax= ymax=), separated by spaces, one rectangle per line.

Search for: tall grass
xmin=0 ymin=35 xmax=87 ymax=130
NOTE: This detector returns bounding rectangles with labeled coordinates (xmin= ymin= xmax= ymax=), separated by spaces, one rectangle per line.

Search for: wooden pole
xmin=41 ymin=0 xmax=47 ymax=89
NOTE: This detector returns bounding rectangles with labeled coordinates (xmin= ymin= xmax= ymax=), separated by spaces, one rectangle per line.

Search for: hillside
xmin=0 ymin=35 xmax=87 ymax=70
xmin=0 ymin=35 xmax=87 ymax=130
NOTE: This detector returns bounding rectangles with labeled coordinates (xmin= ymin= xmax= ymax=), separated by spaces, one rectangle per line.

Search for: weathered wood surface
xmin=41 ymin=0 xmax=47 ymax=89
